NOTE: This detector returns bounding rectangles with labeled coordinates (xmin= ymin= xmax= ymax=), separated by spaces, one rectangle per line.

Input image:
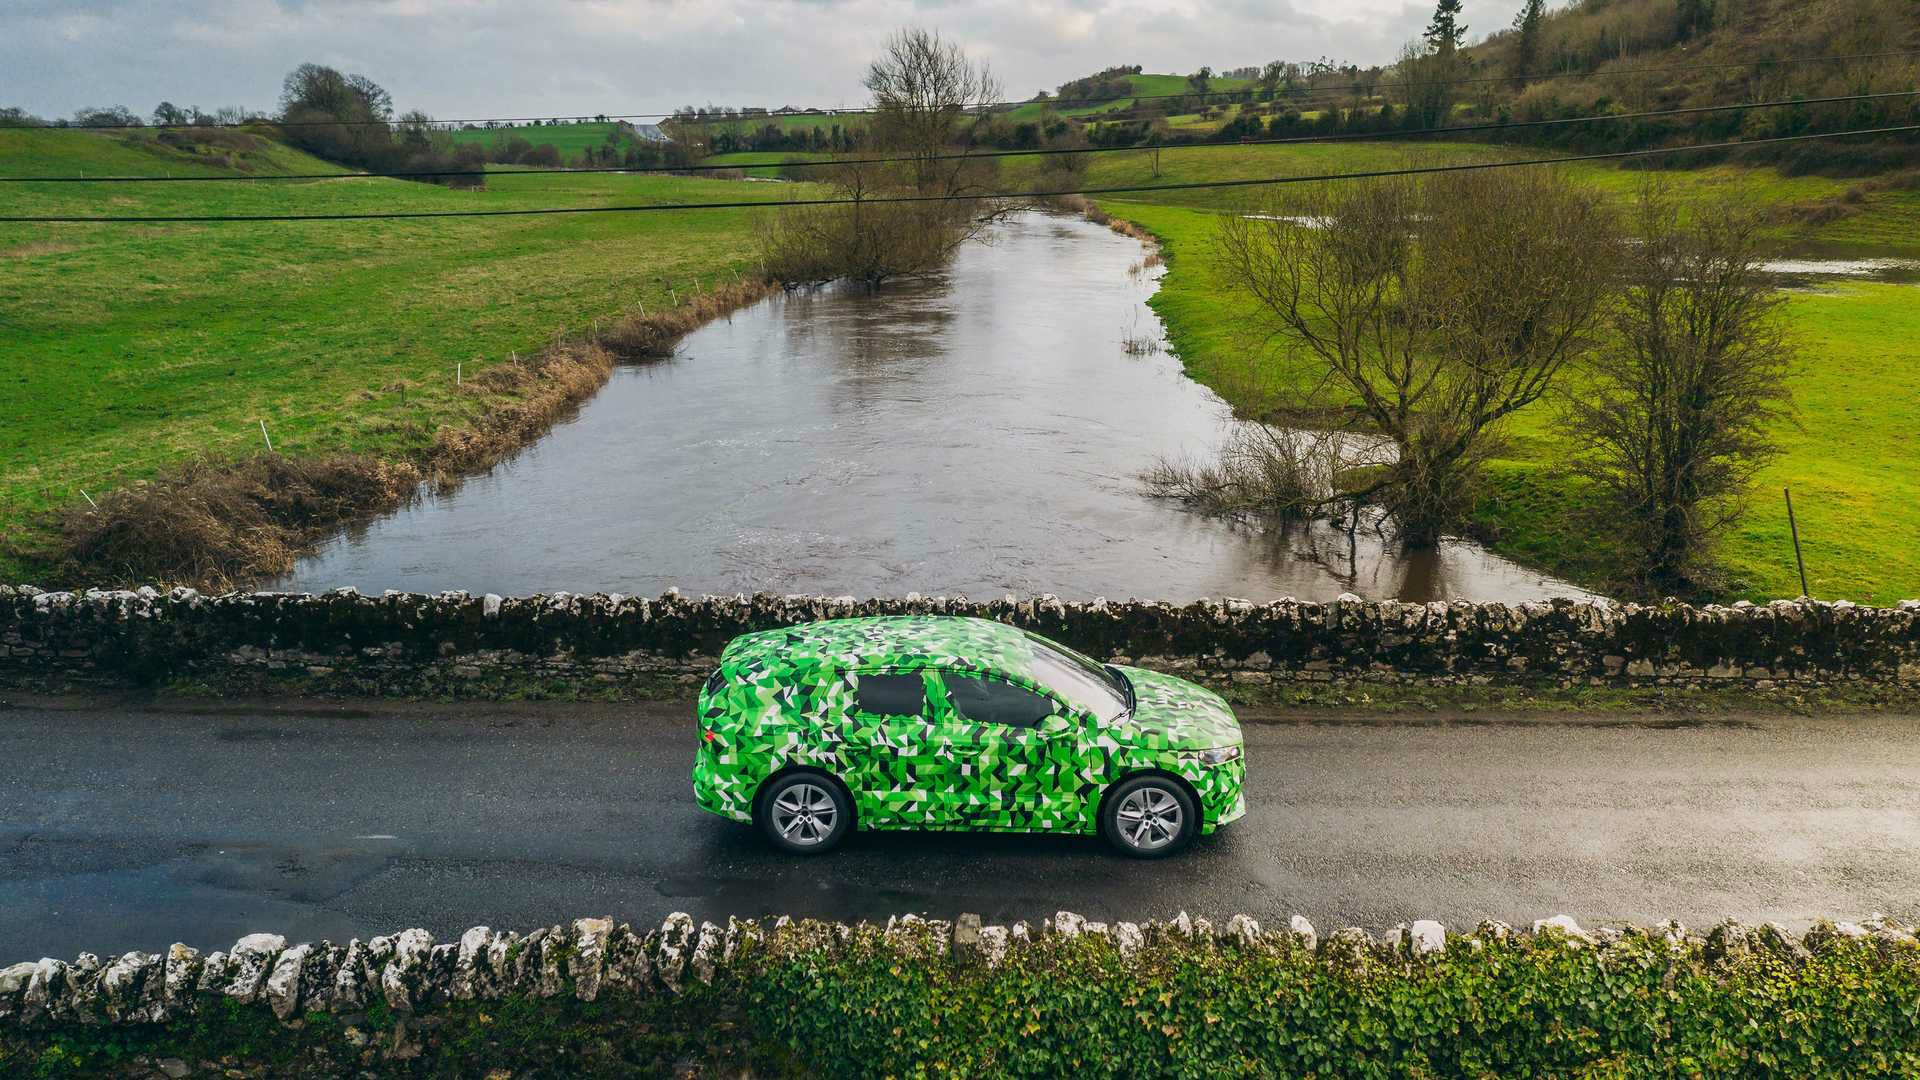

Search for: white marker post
xmin=259 ymin=420 xmax=274 ymax=453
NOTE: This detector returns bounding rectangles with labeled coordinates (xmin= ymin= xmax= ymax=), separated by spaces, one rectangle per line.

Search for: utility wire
xmin=11 ymin=90 xmax=1917 ymax=184
xmin=34 ymin=48 xmax=1920 ymax=131
xmin=9 ymin=123 xmax=1917 ymax=225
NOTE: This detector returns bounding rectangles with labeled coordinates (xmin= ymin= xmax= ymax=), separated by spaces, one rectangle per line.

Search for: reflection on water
xmin=278 ymin=213 xmax=1593 ymax=603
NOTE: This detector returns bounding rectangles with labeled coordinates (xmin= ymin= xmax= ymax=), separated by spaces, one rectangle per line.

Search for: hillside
xmin=1473 ymin=0 xmax=1919 ymax=86
xmin=1464 ymin=0 xmax=1920 ymax=167
xmin=1005 ymin=72 xmax=1260 ymax=122
xmin=0 ymin=126 xmax=349 ymax=179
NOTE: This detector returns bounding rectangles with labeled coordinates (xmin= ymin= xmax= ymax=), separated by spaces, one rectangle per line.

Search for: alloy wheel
xmin=770 ymin=782 xmax=838 ymax=847
xmin=1114 ymin=785 xmax=1184 ymax=852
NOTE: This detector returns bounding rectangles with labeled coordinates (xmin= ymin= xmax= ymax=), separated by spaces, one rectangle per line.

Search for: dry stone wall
xmin=5 ymin=909 xmax=1913 ymax=1031
xmin=3 ymin=584 xmax=1919 ymax=696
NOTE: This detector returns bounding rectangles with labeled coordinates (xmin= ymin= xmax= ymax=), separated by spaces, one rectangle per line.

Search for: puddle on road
xmin=277 ymin=213 xmax=1592 ymax=603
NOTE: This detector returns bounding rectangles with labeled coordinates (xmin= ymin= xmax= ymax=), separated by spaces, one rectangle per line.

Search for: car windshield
xmin=1025 ymin=632 xmax=1128 ymax=723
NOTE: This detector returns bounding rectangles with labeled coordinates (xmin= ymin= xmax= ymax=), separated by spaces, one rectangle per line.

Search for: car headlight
xmin=1182 ymin=745 xmax=1242 ymax=767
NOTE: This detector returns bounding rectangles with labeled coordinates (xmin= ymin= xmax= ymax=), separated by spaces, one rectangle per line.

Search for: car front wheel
xmin=1101 ymin=775 xmax=1197 ymax=858
xmin=756 ymin=773 xmax=852 ymax=854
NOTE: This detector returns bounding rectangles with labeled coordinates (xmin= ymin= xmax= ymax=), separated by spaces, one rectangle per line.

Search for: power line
xmin=32 ymin=48 xmax=1920 ymax=132
xmin=9 ymin=123 xmax=1917 ymax=225
xmin=11 ymin=90 xmax=1917 ymax=184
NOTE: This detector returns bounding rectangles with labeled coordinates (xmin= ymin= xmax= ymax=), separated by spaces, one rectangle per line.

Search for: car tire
xmin=756 ymin=772 xmax=852 ymax=855
xmin=1100 ymin=775 xmax=1197 ymax=858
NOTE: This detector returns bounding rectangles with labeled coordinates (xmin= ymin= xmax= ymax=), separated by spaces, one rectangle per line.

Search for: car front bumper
xmin=1194 ymin=755 xmax=1248 ymax=834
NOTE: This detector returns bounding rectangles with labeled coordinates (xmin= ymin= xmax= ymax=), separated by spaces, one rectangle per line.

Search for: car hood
xmin=1108 ymin=666 xmax=1243 ymax=750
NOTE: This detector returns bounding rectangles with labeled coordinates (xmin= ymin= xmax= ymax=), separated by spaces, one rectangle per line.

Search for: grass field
xmin=0 ymin=126 xmax=351 ymax=179
xmin=0 ymin=129 xmax=819 ymax=582
xmin=446 ymin=121 xmax=653 ymax=156
xmin=701 ymin=150 xmax=833 ymax=179
xmin=1095 ymin=146 xmax=1920 ymax=604
xmin=1003 ymin=73 xmax=1259 ymax=123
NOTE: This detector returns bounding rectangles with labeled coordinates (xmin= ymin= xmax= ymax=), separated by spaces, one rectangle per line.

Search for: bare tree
xmin=761 ymin=27 xmax=1014 ymax=286
xmin=1211 ymin=167 xmax=1622 ymax=545
xmin=1566 ymin=187 xmax=1796 ymax=593
xmin=863 ymin=27 xmax=1001 ymax=199
xmin=1396 ymin=41 xmax=1453 ymax=128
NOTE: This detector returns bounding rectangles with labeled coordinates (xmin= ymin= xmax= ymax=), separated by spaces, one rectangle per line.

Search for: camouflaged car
xmin=691 ymin=615 xmax=1246 ymax=857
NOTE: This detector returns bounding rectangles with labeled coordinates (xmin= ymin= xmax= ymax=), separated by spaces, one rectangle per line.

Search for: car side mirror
xmin=1035 ymin=712 xmax=1076 ymax=738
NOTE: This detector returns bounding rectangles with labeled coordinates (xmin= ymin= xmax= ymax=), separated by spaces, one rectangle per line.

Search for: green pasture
xmin=0 ymin=126 xmax=350 ymax=179
xmin=1003 ymin=73 xmax=1260 ymax=123
xmin=700 ymin=151 xmax=833 ymax=180
xmin=446 ymin=121 xmax=652 ymax=156
xmin=0 ymin=129 xmax=819 ymax=581
xmin=1098 ymin=149 xmax=1920 ymax=604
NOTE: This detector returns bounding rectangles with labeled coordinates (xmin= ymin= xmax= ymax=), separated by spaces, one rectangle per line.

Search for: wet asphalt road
xmin=2 ymin=694 xmax=1917 ymax=962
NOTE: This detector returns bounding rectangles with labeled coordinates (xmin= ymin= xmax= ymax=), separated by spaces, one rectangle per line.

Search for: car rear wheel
xmin=756 ymin=773 xmax=851 ymax=854
xmin=1101 ymin=775 xmax=1197 ymax=858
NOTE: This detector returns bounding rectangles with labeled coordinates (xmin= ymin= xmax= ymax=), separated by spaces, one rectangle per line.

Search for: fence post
xmin=1784 ymin=487 xmax=1810 ymax=599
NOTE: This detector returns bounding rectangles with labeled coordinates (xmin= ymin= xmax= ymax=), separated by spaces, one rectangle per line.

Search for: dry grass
xmin=58 ymin=454 xmax=422 ymax=588
xmin=51 ymin=275 xmax=783 ymax=588
xmin=0 ymin=241 xmax=78 ymax=260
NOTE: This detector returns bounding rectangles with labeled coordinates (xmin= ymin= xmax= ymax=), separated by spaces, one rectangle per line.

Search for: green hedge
xmin=6 ymin=929 xmax=1919 ymax=1078
xmin=747 ymin=932 xmax=1920 ymax=1079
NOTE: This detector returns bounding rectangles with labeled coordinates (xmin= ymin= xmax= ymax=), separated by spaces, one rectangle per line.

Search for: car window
xmin=852 ymin=672 xmax=926 ymax=717
xmin=944 ymin=674 xmax=1056 ymax=729
xmin=1025 ymin=634 xmax=1128 ymax=723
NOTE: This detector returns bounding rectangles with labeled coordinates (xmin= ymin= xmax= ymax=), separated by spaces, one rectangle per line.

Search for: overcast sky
xmin=6 ymin=0 xmax=1528 ymax=122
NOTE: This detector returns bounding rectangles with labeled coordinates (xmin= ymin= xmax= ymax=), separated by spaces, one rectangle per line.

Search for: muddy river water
xmin=278 ymin=213 xmax=1594 ymax=602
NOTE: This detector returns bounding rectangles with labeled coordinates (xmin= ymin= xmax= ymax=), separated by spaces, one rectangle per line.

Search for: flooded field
xmin=278 ymin=213 xmax=1593 ymax=603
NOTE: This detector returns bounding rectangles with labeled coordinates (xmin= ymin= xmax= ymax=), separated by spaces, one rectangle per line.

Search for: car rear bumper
xmin=691 ymin=746 xmax=754 ymax=823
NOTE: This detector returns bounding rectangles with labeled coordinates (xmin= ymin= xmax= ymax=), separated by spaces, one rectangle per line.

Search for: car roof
xmin=719 ymin=615 xmax=1036 ymax=682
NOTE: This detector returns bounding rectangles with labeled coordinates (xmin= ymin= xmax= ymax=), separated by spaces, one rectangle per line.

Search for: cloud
xmin=2 ymin=0 xmax=1521 ymax=120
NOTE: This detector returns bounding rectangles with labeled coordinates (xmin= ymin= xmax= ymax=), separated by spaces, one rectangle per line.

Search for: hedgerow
xmin=745 ymin=932 xmax=1920 ymax=1078
xmin=5 ymin=922 xmax=1918 ymax=1078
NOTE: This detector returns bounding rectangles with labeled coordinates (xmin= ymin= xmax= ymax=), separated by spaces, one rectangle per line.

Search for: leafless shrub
xmin=1144 ymin=423 xmax=1374 ymax=518
xmin=58 ymin=454 xmax=422 ymax=587
xmin=1565 ymin=186 xmax=1796 ymax=594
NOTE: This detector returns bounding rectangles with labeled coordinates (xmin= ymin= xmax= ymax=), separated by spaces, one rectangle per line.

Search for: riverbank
xmin=1092 ymin=149 xmax=1920 ymax=605
xmin=0 ymin=129 xmax=817 ymax=587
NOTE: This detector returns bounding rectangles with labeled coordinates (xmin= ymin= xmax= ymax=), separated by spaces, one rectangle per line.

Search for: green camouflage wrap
xmin=691 ymin=616 xmax=1247 ymax=836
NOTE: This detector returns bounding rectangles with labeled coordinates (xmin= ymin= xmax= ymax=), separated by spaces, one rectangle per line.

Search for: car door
xmin=928 ymin=669 xmax=1086 ymax=831
xmin=840 ymin=667 xmax=946 ymax=828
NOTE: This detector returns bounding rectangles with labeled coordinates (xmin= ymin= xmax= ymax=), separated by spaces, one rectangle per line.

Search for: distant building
xmin=632 ymin=123 xmax=668 ymax=143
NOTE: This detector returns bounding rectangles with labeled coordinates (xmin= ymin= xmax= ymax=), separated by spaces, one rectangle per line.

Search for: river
xmin=276 ymin=213 xmax=1594 ymax=603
